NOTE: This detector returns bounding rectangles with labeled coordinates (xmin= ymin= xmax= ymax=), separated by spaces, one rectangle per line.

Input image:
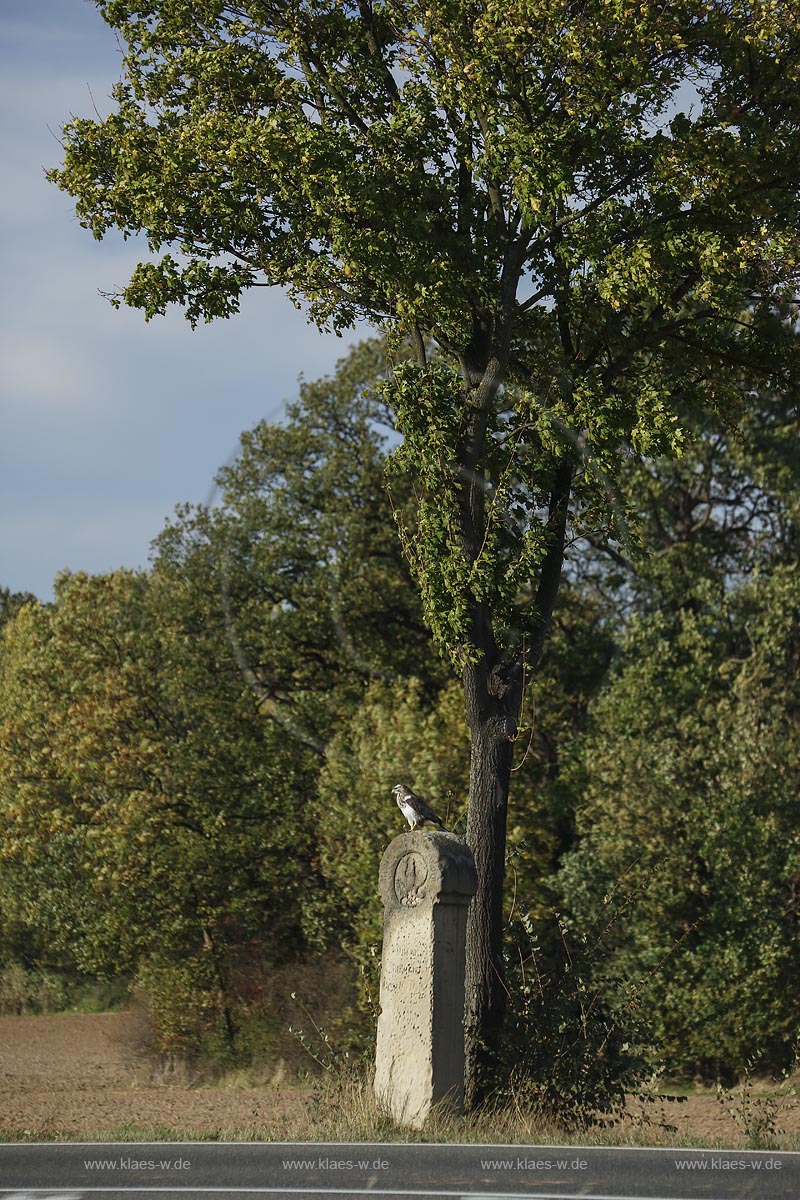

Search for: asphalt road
xmin=0 ymin=1141 xmax=798 ymax=1200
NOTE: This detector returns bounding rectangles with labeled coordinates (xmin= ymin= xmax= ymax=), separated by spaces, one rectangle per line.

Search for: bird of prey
xmin=392 ymin=783 xmax=447 ymax=832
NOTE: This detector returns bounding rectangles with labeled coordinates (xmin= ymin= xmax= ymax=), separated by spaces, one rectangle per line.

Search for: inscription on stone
xmin=374 ymin=831 xmax=477 ymax=1128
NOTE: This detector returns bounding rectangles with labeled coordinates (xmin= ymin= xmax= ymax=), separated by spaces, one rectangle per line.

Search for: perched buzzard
xmin=392 ymin=783 xmax=447 ymax=832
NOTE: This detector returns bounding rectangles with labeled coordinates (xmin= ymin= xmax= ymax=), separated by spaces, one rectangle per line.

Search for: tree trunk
xmin=463 ymin=655 xmax=519 ymax=1109
xmin=454 ymin=341 xmax=519 ymax=1109
xmin=460 ymin=456 xmax=574 ymax=1109
xmin=454 ymin=334 xmax=573 ymax=1107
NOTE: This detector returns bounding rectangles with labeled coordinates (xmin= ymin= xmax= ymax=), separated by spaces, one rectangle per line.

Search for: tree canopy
xmin=54 ymin=2 xmax=800 ymax=358
xmin=0 ymin=344 xmax=438 ymax=1051
xmin=49 ymin=0 xmax=800 ymax=1099
xmin=557 ymin=568 xmax=800 ymax=1075
xmin=2 ymin=335 xmax=800 ymax=1100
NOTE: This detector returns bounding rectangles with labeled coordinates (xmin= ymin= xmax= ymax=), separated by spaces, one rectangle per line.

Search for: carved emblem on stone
xmin=394 ymin=852 xmax=428 ymax=906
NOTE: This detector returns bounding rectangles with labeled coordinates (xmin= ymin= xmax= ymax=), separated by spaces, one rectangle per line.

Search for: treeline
xmin=1 ymin=340 xmax=798 ymax=1090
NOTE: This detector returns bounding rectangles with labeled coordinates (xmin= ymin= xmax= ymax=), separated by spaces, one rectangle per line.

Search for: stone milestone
xmin=374 ymin=831 xmax=477 ymax=1128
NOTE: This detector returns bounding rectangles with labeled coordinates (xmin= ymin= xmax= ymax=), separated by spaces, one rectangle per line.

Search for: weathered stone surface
xmin=374 ymin=831 xmax=477 ymax=1128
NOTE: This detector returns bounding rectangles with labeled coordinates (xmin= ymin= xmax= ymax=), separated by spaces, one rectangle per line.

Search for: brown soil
xmin=1 ymin=1012 xmax=798 ymax=1145
xmin=0 ymin=1012 xmax=309 ymax=1139
xmin=622 ymin=1088 xmax=800 ymax=1145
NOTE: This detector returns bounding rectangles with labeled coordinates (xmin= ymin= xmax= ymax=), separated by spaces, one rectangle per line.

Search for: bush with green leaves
xmin=557 ymin=566 xmax=800 ymax=1077
xmin=135 ymin=955 xmax=235 ymax=1059
xmin=0 ymin=963 xmax=70 ymax=1016
xmin=308 ymin=677 xmax=469 ymax=1009
xmin=497 ymin=902 xmax=655 ymax=1129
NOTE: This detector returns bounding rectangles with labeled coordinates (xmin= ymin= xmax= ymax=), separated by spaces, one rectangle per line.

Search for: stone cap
xmin=379 ymin=831 xmax=477 ymax=913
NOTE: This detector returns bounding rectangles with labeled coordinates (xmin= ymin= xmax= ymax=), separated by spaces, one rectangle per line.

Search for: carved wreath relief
xmin=394 ymin=852 xmax=428 ymax=906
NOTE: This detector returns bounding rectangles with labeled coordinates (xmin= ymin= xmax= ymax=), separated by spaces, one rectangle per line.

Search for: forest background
xmin=1 ymin=332 xmax=798 ymax=1123
xmin=2 ymin=0 xmax=800 ymax=1131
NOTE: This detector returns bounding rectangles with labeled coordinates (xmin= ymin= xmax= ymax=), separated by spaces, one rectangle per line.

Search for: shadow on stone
xmin=374 ymin=831 xmax=477 ymax=1129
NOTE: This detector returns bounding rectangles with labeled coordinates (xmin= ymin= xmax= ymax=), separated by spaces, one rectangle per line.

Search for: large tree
xmin=0 ymin=571 xmax=311 ymax=1002
xmin=0 ymin=344 xmax=433 ymax=1049
xmin=556 ymin=566 xmax=800 ymax=1077
xmin=50 ymin=0 xmax=800 ymax=1100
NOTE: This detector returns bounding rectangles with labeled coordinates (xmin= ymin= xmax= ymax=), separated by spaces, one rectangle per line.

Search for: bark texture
xmin=455 ymin=321 xmax=574 ymax=1108
xmin=459 ymin=402 xmax=573 ymax=1107
xmin=462 ymin=655 xmax=519 ymax=1109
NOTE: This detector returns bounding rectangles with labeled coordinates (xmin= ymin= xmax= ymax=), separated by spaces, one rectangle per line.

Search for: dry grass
xmin=297 ymin=1070 xmax=800 ymax=1150
xmin=2 ymin=1066 xmax=799 ymax=1150
xmin=2 ymin=1009 xmax=797 ymax=1149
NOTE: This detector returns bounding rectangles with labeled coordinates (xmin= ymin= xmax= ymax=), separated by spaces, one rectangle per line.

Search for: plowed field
xmin=0 ymin=1012 xmax=797 ymax=1145
xmin=0 ymin=1012 xmax=308 ymax=1139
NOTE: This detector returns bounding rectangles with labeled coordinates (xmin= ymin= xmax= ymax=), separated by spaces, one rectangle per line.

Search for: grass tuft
xmin=2 ymin=1065 xmax=799 ymax=1149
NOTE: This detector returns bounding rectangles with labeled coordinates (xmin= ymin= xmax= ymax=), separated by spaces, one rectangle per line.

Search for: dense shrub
xmin=0 ymin=963 xmax=70 ymax=1016
xmin=497 ymin=905 xmax=654 ymax=1128
xmin=557 ymin=568 xmax=800 ymax=1077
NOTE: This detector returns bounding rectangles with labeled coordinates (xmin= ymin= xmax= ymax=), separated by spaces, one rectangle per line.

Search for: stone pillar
xmin=374 ymin=831 xmax=477 ymax=1128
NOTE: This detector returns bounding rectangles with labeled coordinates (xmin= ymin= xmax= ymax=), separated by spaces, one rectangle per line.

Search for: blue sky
xmin=1 ymin=0 xmax=361 ymax=600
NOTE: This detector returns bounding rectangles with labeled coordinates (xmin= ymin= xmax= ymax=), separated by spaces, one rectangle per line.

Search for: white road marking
xmin=1 ymin=1142 xmax=797 ymax=1153
xmin=1 ymin=1193 xmax=83 ymax=1200
xmin=0 ymin=1188 xmax=731 ymax=1199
